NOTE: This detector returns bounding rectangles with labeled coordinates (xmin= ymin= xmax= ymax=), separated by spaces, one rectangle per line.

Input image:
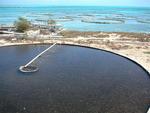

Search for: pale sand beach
xmin=0 ymin=31 xmax=150 ymax=73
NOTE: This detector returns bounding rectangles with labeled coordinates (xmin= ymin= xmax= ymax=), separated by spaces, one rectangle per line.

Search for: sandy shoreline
xmin=0 ymin=31 xmax=150 ymax=73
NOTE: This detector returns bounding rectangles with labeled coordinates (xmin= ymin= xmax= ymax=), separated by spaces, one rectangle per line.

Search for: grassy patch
xmin=143 ymin=51 xmax=150 ymax=54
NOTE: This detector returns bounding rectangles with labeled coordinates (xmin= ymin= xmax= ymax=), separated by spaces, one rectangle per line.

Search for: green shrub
xmin=14 ymin=17 xmax=30 ymax=32
xmin=48 ymin=19 xmax=56 ymax=25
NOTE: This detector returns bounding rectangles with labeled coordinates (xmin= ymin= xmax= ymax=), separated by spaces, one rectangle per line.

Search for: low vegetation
xmin=143 ymin=51 xmax=150 ymax=54
xmin=48 ymin=19 xmax=56 ymax=25
xmin=14 ymin=17 xmax=30 ymax=32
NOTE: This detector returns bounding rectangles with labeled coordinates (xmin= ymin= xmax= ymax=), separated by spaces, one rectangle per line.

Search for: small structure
xmin=14 ymin=32 xmax=26 ymax=39
xmin=30 ymin=19 xmax=63 ymax=39
xmin=0 ymin=19 xmax=63 ymax=40
xmin=0 ymin=25 xmax=16 ymax=32
xmin=31 ymin=19 xmax=63 ymax=33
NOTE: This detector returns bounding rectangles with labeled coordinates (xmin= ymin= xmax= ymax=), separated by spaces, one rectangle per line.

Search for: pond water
xmin=0 ymin=45 xmax=149 ymax=113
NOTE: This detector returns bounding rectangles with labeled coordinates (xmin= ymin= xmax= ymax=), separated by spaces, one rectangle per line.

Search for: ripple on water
xmin=0 ymin=45 xmax=149 ymax=113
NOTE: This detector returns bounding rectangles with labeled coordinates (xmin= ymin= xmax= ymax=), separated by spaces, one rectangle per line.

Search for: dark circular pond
xmin=0 ymin=45 xmax=149 ymax=113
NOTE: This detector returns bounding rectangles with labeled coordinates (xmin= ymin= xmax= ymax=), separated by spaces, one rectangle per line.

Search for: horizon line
xmin=0 ymin=5 xmax=150 ymax=8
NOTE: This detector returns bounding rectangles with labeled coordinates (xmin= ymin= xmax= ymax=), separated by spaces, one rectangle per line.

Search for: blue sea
xmin=0 ymin=6 xmax=150 ymax=33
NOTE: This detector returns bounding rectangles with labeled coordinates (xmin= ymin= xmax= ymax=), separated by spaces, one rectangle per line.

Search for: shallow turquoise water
xmin=0 ymin=6 xmax=150 ymax=32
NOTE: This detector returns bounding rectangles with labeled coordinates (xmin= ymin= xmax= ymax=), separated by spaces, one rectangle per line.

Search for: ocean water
xmin=0 ymin=6 xmax=150 ymax=33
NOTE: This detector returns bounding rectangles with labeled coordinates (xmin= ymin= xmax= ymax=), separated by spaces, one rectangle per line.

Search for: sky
xmin=0 ymin=0 xmax=150 ymax=7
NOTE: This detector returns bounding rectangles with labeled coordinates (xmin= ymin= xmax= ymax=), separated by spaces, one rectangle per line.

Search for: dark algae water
xmin=0 ymin=45 xmax=149 ymax=113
